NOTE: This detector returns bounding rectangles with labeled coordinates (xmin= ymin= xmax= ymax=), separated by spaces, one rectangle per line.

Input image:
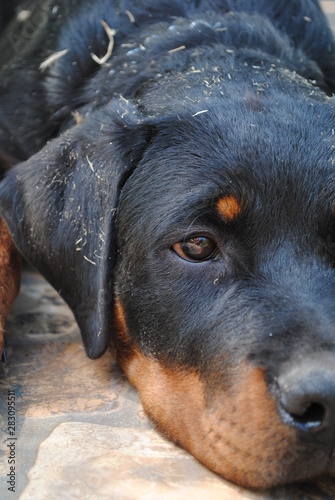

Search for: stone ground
xmin=1 ymin=2 xmax=335 ymax=499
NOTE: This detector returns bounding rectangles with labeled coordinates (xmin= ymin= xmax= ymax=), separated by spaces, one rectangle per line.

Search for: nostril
xmin=275 ymin=356 xmax=335 ymax=457
xmin=288 ymin=402 xmax=326 ymax=432
xmin=276 ymin=361 xmax=335 ymax=435
xmin=278 ymin=390 xmax=328 ymax=433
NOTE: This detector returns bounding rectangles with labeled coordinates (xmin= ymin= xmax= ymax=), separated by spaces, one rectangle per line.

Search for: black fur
xmin=1 ymin=0 xmax=335 ymax=488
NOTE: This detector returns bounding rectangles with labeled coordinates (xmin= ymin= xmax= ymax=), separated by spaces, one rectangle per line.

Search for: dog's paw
xmin=0 ymin=218 xmax=21 ymax=361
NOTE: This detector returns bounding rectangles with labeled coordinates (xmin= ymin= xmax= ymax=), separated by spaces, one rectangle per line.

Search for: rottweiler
xmin=0 ymin=0 xmax=335 ymax=490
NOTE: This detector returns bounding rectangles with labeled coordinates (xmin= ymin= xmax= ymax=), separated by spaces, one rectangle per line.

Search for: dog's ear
xmin=0 ymin=101 xmax=156 ymax=358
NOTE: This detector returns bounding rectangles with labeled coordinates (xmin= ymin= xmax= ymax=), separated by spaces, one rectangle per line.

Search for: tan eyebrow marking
xmin=216 ymin=195 xmax=242 ymax=221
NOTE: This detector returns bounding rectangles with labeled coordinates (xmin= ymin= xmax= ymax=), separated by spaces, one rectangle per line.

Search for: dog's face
xmin=2 ymin=68 xmax=335 ymax=491
xmin=1 ymin=92 xmax=335 ymax=488
xmin=111 ymin=93 xmax=335 ymax=488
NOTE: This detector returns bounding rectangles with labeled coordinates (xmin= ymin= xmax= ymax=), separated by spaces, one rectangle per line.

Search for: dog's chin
xmin=121 ymin=350 xmax=335 ymax=489
xmin=113 ymin=302 xmax=334 ymax=489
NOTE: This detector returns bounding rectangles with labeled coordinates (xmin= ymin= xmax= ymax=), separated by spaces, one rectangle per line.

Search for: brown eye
xmin=173 ymin=236 xmax=217 ymax=262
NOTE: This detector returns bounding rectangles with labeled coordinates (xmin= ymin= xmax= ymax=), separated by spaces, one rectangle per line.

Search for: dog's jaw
xmin=113 ymin=300 xmax=335 ymax=489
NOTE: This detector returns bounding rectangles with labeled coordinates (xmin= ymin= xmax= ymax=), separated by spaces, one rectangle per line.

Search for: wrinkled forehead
xmin=118 ymin=102 xmax=335 ymax=236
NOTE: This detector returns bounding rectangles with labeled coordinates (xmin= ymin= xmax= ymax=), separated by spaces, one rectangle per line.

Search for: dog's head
xmin=2 ymin=91 xmax=335 ymax=488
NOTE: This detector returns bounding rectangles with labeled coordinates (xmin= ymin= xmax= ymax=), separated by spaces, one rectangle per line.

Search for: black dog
xmin=1 ymin=0 xmax=335 ymax=489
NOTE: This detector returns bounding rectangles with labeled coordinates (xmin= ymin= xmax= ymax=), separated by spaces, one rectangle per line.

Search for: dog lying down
xmin=1 ymin=0 xmax=335 ymax=490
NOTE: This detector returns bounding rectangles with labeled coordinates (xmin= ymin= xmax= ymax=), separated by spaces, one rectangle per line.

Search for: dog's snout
xmin=276 ymin=355 xmax=335 ymax=454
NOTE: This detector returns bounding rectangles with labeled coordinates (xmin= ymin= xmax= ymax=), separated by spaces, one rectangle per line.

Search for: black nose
xmin=276 ymin=355 xmax=335 ymax=455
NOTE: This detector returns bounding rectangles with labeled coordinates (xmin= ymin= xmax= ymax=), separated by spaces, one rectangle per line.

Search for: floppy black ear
xmin=0 ymin=101 xmax=155 ymax=358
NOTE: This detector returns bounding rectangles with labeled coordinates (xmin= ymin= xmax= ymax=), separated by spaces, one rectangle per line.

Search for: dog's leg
xmin=0 ymin=218 xmax=21 ymax=360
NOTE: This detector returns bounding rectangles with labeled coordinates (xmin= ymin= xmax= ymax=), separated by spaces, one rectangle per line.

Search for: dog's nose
xmin=276 ymin=355 xmax=335 ymax=454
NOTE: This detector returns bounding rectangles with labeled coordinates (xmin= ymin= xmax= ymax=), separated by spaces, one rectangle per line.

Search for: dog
xmin=0 ymin=0 xmax=335 ymax=490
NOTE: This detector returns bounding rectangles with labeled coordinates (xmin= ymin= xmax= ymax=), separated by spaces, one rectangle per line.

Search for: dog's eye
xmin=172 ymin=236 xmax=217 ymax=262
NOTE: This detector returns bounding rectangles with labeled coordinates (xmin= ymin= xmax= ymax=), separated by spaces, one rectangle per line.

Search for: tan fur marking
xmin=121 ymin=354 xmax=297 ymax=488
xmin=216 ymin=195 xmax=242 ymax=221
xmin=113 ymin=301 xmax=321 ymax=488
xmin=113 ymin=299 xmax=135 ymax=365
xmin=0 ymin=219 xmax=21 ymax=354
